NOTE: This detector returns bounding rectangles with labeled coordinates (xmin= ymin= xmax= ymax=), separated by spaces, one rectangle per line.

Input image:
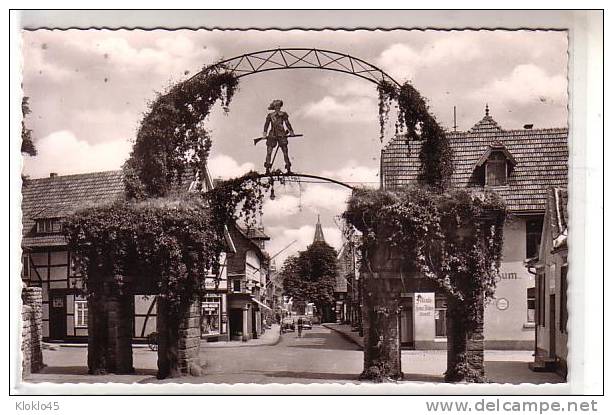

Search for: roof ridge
xmin=25 ymin=169 xmax=123 ymax=182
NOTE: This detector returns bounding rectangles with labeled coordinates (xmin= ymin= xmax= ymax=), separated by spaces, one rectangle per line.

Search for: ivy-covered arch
xmin=65 ymin=46 xmax=459 ymax=381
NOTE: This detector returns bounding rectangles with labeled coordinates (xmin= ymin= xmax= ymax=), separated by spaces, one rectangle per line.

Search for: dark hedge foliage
xmin=63 ymin=195 xmax=225 ymax=316
xmin=344 ymin=186 xmax=506 ymax=330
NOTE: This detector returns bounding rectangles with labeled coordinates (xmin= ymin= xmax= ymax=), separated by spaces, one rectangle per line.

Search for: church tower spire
xmin=313 ymin=214 xmax=326 ymax=243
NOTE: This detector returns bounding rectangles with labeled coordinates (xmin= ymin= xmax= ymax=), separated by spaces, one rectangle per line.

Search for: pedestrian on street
xmin=297 ymin=317 xmax=303 ymax=338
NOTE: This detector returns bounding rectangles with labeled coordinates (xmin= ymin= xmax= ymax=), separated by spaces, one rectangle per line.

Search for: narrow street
xmin=25 ymin=324 xmax=562 ymax=385
xmin=26 ymin=325 xmax=362 ymax=384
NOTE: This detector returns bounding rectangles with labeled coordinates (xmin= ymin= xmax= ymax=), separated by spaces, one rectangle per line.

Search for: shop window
xmin=526 ymin=217 xmax=544 ymax=259
xmin=74 ymin=299 xmax=88 ymax=328
xmin=36 ymin=218 xmax=62 ymax=234
xmin=434 ymin=296 xmax=447 ymax=337
xmin=485 ymin=152 xmax=507 ymax=186
xmin=560 ymin=264 xmax=568 ymax=333
xmin=527 ymin=287 xmax=536 ymax=323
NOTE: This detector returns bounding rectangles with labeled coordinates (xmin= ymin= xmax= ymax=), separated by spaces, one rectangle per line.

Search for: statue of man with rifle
xmin=256 ymin=99 xmax=302 ymax=174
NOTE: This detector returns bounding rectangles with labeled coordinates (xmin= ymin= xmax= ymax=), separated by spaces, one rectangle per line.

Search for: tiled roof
xmin=20 ymin=167 xmax=249 ymax=257
xmin=381 ymin=111 xmax=568 ymax=213
xmin=21 ymin=171 xmax=126 ymax=247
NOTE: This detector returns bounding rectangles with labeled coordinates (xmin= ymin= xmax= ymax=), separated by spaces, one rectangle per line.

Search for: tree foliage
xmin=123 ymin=69 xmax=238 ymax=199
xmin=281 ymin=241 xmax=339 ymax=312
xmin=21 ymin=96 xmax=37 ymax=156
xmin=63 ymin=195 xmax=225 ymax=316
xmin=377 ymin=80 xmax=453 ymax=190
xmin=344 ymin=187 xmax=506 ymax=328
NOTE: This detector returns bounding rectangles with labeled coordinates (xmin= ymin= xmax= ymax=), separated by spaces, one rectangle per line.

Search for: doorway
xmin=49 ymin=292 xmax=66 ymax=340
xmin=229 ymin=308 xmax=243 ymax=340
xmin=400 ymin=298 xmax=414 ymax=349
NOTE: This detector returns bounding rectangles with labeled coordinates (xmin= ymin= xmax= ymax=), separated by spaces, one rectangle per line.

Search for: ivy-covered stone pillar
xmin=445 ymin=296 xmax=485 ymax=383
xmin=360 ymin=273 xmax=402 ymax=381
xmin=87 ymin=292 xmax=108 ymax=374
xmin=87 ymin=291 xmax=134 ymax=374
xmin=157 ymin=297 xmax=203 ymax=379
xmin=106 ymin=295 xmax=134 ymax=374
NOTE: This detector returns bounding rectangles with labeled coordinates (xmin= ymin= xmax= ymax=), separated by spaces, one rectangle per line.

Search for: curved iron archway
xmin=251 ymin=172 xmax=353 ymax=190
xmin=196 ymin=48 xmax=401 ymax=88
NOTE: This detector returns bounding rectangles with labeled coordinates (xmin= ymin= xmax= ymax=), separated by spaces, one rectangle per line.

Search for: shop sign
xmin=415 ymin=293 xmax=434 ymax=317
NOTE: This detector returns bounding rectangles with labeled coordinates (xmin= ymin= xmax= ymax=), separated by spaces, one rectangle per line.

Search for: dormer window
xmin=474 ymin=143 xmax=517 ymax=187
xmin=485 ymin=152 xmax=508 ymax=186
xmin=36 ymin=218 xmax=62 ymax=234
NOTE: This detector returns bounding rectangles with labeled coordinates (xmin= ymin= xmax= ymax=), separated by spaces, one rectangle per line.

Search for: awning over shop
xmin=251 ymin=298 xmax=272 ymax=311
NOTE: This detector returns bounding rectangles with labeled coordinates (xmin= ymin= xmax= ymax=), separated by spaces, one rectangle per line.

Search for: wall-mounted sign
xmin=496 ymin=297 xmax=509 ymax=311
xmin=415 ymin=293 xmax=434 ymax=317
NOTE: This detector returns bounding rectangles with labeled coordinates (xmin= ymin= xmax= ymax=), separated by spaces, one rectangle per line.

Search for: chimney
xmin=49 ymin=172 xmax=58 ymax=178
xmin=523 ymin=124 xmax=534 ymax=129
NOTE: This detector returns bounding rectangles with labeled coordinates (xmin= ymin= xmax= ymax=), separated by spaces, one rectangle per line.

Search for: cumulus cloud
xmin=300 ymin=184 xmax=351 ymax=212
xmin=262 ymin=194 xmax=301 ymax=219
xmin=321 ymin=161 xmax=379 ymax=185
xmin=298 ymin=96 xmax=377 ymax=124
xmin=76 ymin=34 xmax=219 ymax=80
xmin=377 ymin=36 xmax=483 ymax=82
xmin=22 ymin=130 xmax=131 ymax=178
xmin=317 ymin=78 xmax=379 ymax=99
xmin=208 ymin=154 xmax=255 ymax=179
xmin=470 ymin=64 xmax=567 ymax=106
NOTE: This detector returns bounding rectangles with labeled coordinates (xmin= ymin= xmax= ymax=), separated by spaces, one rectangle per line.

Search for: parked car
xmin=282 ymin=318 xmax=295 ymax=332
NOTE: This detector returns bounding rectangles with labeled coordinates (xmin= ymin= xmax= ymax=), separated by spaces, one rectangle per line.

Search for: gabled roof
xmin=21 ymin=166 xmax=238 ymax=252
xmin=22 ymin=171 xmax=125 ymax=247
xmin=474 ymin=142 xmax=517 ymax=168
xmin=381 ymin=107 xmax=568 ymax=213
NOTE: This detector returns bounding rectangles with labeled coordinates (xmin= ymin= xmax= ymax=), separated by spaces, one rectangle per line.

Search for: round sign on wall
xmin=496 ymin=297 xmax=509 ymax=311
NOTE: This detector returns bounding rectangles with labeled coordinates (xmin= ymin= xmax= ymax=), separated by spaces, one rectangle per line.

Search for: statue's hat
xmin=268 ymin=99 xmax=284 ymax=110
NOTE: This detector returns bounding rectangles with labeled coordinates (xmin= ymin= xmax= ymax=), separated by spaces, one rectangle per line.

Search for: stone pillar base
xmin=87 ymin=293 xmax=134 ymax=375
xmin=157 ymin=297 xmax=203 ymax=379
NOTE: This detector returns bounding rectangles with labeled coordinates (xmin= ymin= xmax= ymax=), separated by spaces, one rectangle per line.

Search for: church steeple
xmin=313 ymin=214 xmax=326 ymax=243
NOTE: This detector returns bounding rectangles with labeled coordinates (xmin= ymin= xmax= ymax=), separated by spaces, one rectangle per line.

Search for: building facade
xmin=380 ymin=106 xmax=568 ymax=349
xmin=21 ymin=171 xmax=125 ymax=341
xmin=528 ymin=187 xmax=568 ymax=377
xmin=21 ymin=169 xmax=241 ymax=343
xmin=226 ymin=225 xmax=271 ymax=341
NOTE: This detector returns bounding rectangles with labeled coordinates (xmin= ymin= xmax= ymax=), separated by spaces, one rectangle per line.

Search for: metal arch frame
xmin=194 ymin=48 xmax=401 ymax=88
xmin=205 ymin=172 xmax=354 ymax=192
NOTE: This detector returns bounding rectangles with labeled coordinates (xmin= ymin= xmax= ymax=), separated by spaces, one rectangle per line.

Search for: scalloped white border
xmin=7 ymin=9 xmax=605 ymax=400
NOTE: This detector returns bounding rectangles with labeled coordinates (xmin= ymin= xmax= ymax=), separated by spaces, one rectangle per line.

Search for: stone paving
xmin=324 ymin=323 xmax=565 ymax=384
xmin=22 ymin=324 xmax=564 ymax=385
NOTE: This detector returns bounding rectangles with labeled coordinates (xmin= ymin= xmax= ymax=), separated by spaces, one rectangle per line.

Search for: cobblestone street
xmin=24 ymin=325 xmax=563 ymax=385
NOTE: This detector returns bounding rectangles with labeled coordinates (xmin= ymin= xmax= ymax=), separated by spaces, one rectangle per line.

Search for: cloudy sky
xmin=20 ymin=29 xmax=568 ymax=264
